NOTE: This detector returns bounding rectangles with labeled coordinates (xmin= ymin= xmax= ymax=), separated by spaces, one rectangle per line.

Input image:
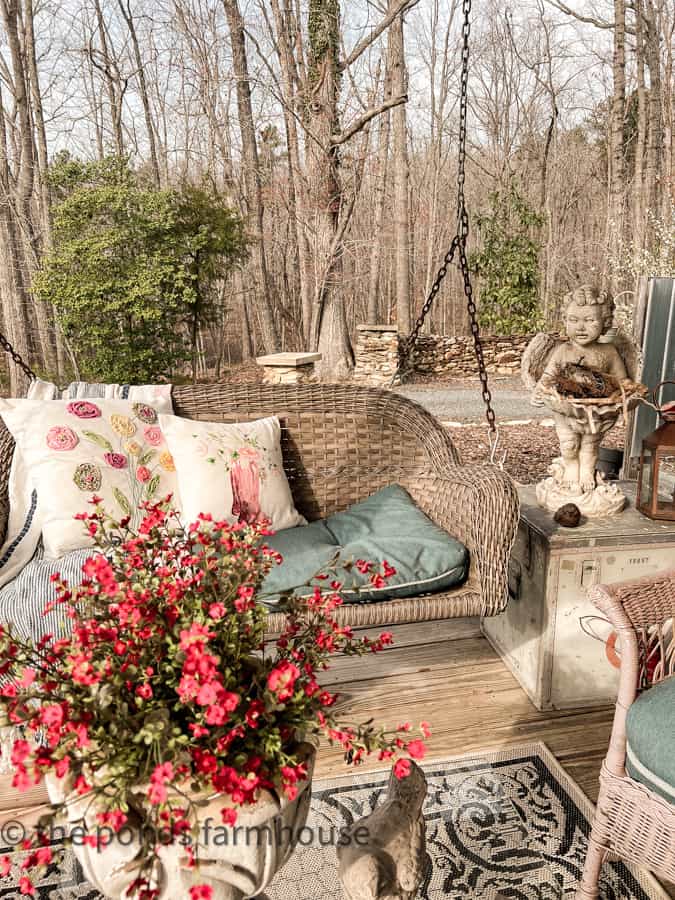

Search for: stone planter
xmin=46 ymin=745 xmax=315 ymax=899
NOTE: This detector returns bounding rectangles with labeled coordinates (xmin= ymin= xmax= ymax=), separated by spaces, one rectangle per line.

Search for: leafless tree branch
xmin=340 ymin=0 xmax=420 ymax=70
xmin=331 ymin=93 xmax=405 ymax=145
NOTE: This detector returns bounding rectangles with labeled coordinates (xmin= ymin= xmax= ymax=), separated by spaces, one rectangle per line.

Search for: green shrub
xmin=471 ymin=183 xmax=544 ymax=335
xmin=35 ymin=156 xmax=246 ymax=383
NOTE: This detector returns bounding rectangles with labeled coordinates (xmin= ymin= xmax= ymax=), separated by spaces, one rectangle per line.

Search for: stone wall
xmin=352 ymin=325 xmax=400 ymax=386
xmin=352 ymin=325 xmax=532 ymax=385
xmin=411 ymin=333 xmax=532 ymax=378
xmin=259 ymin=364 xmax=317 ymax=385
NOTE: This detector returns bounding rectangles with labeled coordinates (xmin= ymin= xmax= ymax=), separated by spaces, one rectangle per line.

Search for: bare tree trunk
xmin=389 ymin=9 xmax=411 ymax=334
xmin=367 ymin=59 xmax=391 ymax=323
xmin=421 ymin=0 xmax=457 ymax=332
xmin=24 ymin=0 xmax=50 ymax=246
xmin=536 ymin=1 xmax=559 ymax=321
xmin=306 ymin=0 xmax=353 ymax=377
xmin=643 ymin=0 xmax=663 ymax=223
xmin=92 ymin=0 xmax=126 ymax=158
xmin=663 ymin=9 xmax=674 ymax=212
xmin=223 ymin=0 xmax=281 ymax=353
xmin=81 ymin=16 xmax=106 ymax=160
xmin=24 ymin=0 xmax=67 ymax=381
xmin=0 ymin=86 xmax=33 ymax=396
xmin=633 ymin=0 xmax=648 ymax=256
xmin=116 ymin=0 xmax=161 ymax=187
xmin=0 ymin=219 xmax=33 ymax=395
xmin=541 ymin=102 xmax=558 ymax=322
xmin=237 ymin=272 xmax=254 ymax=361
xmin=269 ymin=0 xmax=313 ymax=344
xmin=607 ymin=0 xmax=627 ymax=293
xmin=0 ymin=0 xmax=59 ymax=380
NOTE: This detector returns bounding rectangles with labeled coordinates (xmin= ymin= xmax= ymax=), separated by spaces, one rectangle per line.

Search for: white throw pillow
xmin=159 ymin=414 xmax=305 ymax=531
xmin=0 ymin=382 xmax=173 ymax=584
xmin=0 ymin=398 xmax=178 ymax=558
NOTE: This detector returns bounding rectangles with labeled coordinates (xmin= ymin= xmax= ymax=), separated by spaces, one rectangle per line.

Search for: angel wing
xmin=607 ymin=327 xmax=642 ymax=381
xmin=520 ymin=332 xmax=562 ymax=391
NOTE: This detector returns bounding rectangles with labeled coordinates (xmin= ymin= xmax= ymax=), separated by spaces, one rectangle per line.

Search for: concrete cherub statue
xmin=522 ymin=284 xmax=645 ymax=518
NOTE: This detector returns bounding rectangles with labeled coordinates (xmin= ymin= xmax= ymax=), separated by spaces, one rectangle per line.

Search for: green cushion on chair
xmin=625 ymin=675 xmax=675 ymax=804
xmin=260 ymin=484 xmax=469 ymax=605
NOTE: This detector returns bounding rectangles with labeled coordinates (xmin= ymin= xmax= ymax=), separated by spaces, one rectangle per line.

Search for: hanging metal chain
xmin=0 ymin=332 xmax=37 ymax=384
xmin=394 ymin=0 xmax=497 ymax=436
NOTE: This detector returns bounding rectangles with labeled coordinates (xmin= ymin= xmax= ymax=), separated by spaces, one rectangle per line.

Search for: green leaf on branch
xmin=83 ymin=431 xmax=113 ymax=452
xmin=146 ymin=475 xmax=160 ymax=498
xmin=113 ymin=487 xmax=132 ymax=515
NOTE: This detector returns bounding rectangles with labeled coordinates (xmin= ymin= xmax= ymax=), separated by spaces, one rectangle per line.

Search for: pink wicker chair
xmin=576 ymin=569 xmax=675 ymax=899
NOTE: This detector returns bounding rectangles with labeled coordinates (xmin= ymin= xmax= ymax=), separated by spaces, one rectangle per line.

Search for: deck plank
xmin=0 ymin=623 xmax=613 ymax=825
xmin=314 ymin=634 xmax=614 ymax=802
xmin=3 ymin=621 xmax=670 ymax=894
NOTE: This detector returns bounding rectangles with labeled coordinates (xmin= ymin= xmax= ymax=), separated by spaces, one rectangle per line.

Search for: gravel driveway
xmin=395 ymin=379 xmax=550 ymax=424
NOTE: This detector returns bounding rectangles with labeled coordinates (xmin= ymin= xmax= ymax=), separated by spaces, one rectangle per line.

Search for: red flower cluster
xmin=0 ymin=497 xmax=429 ymax=899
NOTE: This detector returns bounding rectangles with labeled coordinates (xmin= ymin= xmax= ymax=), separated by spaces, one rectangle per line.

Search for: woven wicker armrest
xmin=0 ymin=419 xmax=12 ymax=547
xmin=0 ymin=495 xmax=7 ymax=549
xmin=587 ymin=571 xmax=675 ymax=778
xmin=404 ymin=463 xmax=520 ymax=618
xmin=589 ymin=572 xmax=675 ymax=698
xmin=589 ymin=570 xmax=675 ymax=632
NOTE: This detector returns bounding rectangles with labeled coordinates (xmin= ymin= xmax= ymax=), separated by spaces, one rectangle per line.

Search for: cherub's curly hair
xmin=563 ymin=284 xmax=614 ymax=331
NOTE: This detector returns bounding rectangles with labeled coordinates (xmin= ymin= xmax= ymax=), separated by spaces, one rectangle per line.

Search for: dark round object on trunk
xmin=595 ymin=446 xmax=624 ymax=481
xmin=554 ymin=503 xmax=582 ymax=528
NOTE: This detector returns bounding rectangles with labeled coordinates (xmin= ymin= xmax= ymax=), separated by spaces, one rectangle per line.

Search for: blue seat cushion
xmin=625 ymin=675 xmax=675 ymax=805
xmin=259 ymin=484 xmax=469 ymax=605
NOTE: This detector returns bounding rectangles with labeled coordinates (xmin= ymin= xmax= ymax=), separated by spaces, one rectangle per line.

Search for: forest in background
xmin=0 ymin=0 xmax=673 ymax=392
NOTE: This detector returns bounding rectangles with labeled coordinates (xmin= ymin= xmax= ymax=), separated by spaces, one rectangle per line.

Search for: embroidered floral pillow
xmin=0 ymin=399 xmax=178 ymax=558
xmin=159 ymin=414 xmax=305 ymax=532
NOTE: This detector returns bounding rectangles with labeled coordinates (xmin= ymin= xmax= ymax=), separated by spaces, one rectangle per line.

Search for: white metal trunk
xmin=482 ymin=483 xmax=675 ymax=711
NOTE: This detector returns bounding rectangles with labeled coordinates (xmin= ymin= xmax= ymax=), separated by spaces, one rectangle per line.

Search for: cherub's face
xmin=565 ymin=302 xmax=604 ymax=346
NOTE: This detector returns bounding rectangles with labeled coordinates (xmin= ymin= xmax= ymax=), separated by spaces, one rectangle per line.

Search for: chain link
xmin=396 ymin=236 xmax=460 ymax=382
xmin=0 ymin=332 xmax=37 ymax=384
xmin=394 ymin=0 xmax=497 ymax=435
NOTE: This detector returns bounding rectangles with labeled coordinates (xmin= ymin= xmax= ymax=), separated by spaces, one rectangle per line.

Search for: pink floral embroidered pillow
xmin=0 ymin=399 xmax=178 ymax=558
xmin=158 ymin=414 xmax=305 ymax=531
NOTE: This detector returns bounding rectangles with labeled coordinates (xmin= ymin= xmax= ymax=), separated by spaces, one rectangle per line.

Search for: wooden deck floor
xmin=314 ymin=618 xmax=614 ymax=800
xmin=3 ymin=617 xmax=673 ymax=897
xmin=0 ymin=618 xmax=614 ymax=825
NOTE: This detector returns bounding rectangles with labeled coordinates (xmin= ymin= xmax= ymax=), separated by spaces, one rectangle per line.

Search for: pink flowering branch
xmin=0 ymin=496 xmax=430 ymax=899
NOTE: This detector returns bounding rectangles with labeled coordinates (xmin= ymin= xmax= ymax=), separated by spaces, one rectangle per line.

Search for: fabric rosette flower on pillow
xmin=46 ymin=426 xmax=79 ymax=451
xmin=0 ymin=398 xmax=180 ymax=558
xmin=143 ymin=426 xmax=163 ymax=447
xmin=66 ymin=400 xmax=102 ymax=419
xmin=104 ymin=452 xmax=128 ymax=469
xmin=73 ymin=463 xmax=102 ymax=492
xmin=133 ymin=403 xmax=158 ymax=424
xmin=110 ymin=414 xmax=137 ymax=438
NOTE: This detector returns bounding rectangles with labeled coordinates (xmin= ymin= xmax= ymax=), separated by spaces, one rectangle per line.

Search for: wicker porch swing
xmin=0 ymin=0 xmax=519 ymax=628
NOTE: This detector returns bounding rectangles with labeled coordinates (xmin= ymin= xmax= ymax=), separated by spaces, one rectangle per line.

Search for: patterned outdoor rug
xmin=0 ymin=742 xmax=668 ymax=898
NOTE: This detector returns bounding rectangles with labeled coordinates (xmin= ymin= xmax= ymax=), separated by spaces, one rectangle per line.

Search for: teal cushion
xmin=259 ymin=518 xmax=340 ymax=596
xmin=625 ymin=676 xmax=675 ymax=805
xmin=259 ymin=484 xmax=469 ymax=605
